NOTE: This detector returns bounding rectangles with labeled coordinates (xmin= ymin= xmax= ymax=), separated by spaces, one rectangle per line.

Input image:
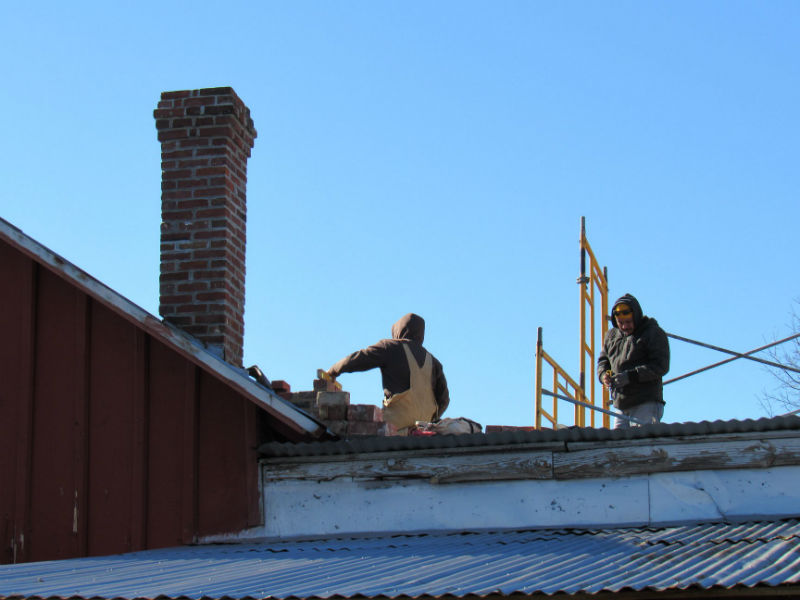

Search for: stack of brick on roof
xmin=272 ymin=379 xmax=397 ymax=438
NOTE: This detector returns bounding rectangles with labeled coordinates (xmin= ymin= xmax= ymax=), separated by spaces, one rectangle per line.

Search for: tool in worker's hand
xmin=603 ymin=369 xmax=618 ymax=399
xmin=611 ymin=371 xmax=630 ymax=389
xmin=317 ymin=368 xmax=342 ymax=391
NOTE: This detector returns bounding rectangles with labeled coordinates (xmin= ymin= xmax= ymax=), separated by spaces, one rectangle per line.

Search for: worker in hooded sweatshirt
xmin=326 ymin=313 xmax=450 ymax=432
xmin=597 ymin=294 xmax=670 ymax=428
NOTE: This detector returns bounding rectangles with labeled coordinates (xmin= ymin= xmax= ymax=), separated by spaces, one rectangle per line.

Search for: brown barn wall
xmin=197 ymin=373 xmax=260 ymax=535
xmin=0 ymin=238 xmax=264 ymax=564
xmin=147 ymin=339 xmax=194 ymax=549
xmin=28 ymin=269 xmax=87 ymax=562
xmin=87 ymin=301 xmax=140 ymax=557
xmin=0 ymin=239 xmax=35 ymax=564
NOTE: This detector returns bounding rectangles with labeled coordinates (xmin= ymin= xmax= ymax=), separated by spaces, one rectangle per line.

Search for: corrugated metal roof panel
xmin=1 ymin=520 xmax=799 ymax=599
xmin=259 ymin=416 xmax=800 ymax=458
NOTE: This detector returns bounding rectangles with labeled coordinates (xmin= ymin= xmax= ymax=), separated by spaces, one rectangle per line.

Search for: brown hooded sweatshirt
xmin=328 ymin=313 xmax=450 ymax=418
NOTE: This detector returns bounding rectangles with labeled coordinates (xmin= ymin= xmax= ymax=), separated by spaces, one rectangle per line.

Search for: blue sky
xmin=2 ymin=2 xmax=798 ymax=428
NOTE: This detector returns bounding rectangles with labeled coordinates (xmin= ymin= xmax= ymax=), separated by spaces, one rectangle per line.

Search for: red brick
xmin=193 ymin=269 xmax=226 ymax=279
xmin=184 ymin=96 xmax=217 ymax=107
xmin=196 ymin=147 xmax=226 ymax=157
xmin=205 ymin=105 xmax=235 ymax=116
xmin=157 ymin=129 xmax=188 ymax=142
xmin=271 ymin=380 xmax=291 ymax=393
xmin=320 ymin=405 xmax=348 ymax=421
xmin=348 ymin=404 xmax=382 ymax=422
xmin=192 ymin=188 xmax=227 ymax=199
xmin=197 ymin=208 xmax=227 ymax=220
xmin=161 ymin=190 xmax=193 ymax=200
xmin=154 ymin=107 xmax=186 ymax=119
xmin=313 ymin=378 xmax=340 ymax=392
xmin=484 ymin=425 xmax=538 ymax=433
xmin=198 ymin=86 xmax=234 ymax=96
xmin=196 ymin=166 xmax=227 ymax=176
xmin=194 ymin=249 xmax=226 ymax=259
xmin=162 ymin=90 xmax=192 ymax=100
xmin=317 ymin=391 xmax=350 ymax=407
xmin=162 ymin=149 xmax=195 ymax=160
xmin=160 ymin=294 xmax=192 ymax=304
xmin=161 ymin=252 xmax=192 ymax=263
xmin=162 ymin=169 xmax=193 ymax=180
xmin=178 ymin=260 xmax=209 ymax=270
xmin=178 ymin=159 xmax=210 ymax=168
xmin=194 ymin=313 xmax=225 ymax=324
xmin=177 ymin=282 xmax=208 ymax=292
xmin=162 ymin=211 xmax=194 ymax=222
xmin=197 ymin=292 xmax=225 ymax=302
xmin=175 ymin=199 xmax=211 ymax=210
xmin=347 ymin=421 xmax=381 ymax=436
xmin=198 ymin=126 xmax=233 ymax=137
xmin=177 ymin=179 xmax=207 ymax=189
xmin=178 ymin=137 xmax=210 ymax=148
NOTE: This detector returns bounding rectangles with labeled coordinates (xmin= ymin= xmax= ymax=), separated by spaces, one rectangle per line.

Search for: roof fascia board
xmin=0 ymin=217 xmax=325 ymax=439
xmin=261 ymin=432 xmax=800 ymax=482
xmin=263 ymin=449 xmax=556 ymax=484
xmin=254 ymin=464 xmax=800 ymax=537
xmin=555 ymin=435 xmax=800 ymax=479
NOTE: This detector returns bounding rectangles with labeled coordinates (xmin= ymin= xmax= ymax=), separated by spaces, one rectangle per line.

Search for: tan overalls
xmin=382 ymin=344 xmax=438 ymax=431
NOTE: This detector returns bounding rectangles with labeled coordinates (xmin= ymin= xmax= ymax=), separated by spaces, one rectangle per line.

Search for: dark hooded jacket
xmin=328 ymin=313 xmax=450 ymax=418
xmin=597 ymin=294 xmax=670 ymax=410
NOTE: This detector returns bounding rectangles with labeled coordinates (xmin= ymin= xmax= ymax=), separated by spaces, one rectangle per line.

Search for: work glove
xmin=611 ymin=370 xmax=630 ymax=389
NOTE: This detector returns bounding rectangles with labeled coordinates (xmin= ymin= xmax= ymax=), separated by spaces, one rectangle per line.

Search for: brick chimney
xmin=154 ymin=87 xmax=257 ymax=366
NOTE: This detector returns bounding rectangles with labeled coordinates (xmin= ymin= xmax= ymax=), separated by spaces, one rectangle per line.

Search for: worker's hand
xmin=317 ymin=368 xmax=336 ymax=382
xmin=612 ymin=371 xmax=630 ymax=389
xmin=601 ymin=371 xmax=613 ymax=387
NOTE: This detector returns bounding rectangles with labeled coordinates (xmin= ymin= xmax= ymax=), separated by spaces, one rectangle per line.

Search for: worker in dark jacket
xmin=327 ymin=313 xmax=450 ymax=431
xmin=597 ymin=294 xmax=670 ymax=428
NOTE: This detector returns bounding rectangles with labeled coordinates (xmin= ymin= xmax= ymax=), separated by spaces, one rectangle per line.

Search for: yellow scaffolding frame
xmin=578 ymin=216 xmax=610 ymax=427
xmin=535 ymin=327 xmax=589 ymax=429
xmin=534 ymin=217 xmax=610 ymax=429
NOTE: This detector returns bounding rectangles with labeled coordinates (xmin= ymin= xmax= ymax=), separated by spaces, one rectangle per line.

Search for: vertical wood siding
xmin=0 ymin=239 xmax=265 ymax=564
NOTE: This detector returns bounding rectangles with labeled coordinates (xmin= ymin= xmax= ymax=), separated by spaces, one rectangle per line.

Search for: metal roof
xmin=259 ymin=415 xmax=800 ymax=458
xmin=1 ymin=519 xmax=799 ymax=599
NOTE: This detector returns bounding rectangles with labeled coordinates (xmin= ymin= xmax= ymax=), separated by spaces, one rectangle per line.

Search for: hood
xmin=611 ymin=293 xmax=644 ymax=329
xmin=391 ymin=313 xmax=425 ymax=343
